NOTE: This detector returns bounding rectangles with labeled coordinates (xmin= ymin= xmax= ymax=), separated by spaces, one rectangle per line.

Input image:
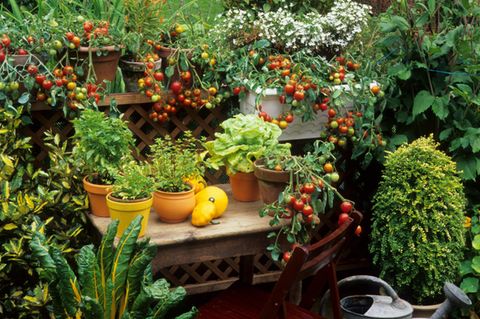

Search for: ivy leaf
xmin=389 ymin=134 xmax=408 ymax=147
xmin=455 ymin=155 xmax=480 ymax=181
xmin=439 ymin=128 xmax=452 ymax=141
xmin=413 ymin=90 xmax=435 ymax=117
xmin=460 ymin=277 xmax=479 ymax=294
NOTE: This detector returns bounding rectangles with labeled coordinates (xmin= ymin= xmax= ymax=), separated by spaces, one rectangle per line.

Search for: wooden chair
xmin=198 ymin=210 xmax=363 ymax=319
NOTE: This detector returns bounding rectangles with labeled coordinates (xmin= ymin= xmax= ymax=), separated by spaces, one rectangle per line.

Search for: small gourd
xmin=191 ymin=186 xmax=229 ymax=227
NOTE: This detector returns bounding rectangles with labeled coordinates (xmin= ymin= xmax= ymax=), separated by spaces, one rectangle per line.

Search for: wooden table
xmin=88 ymin=184 xmax=286 ymax=294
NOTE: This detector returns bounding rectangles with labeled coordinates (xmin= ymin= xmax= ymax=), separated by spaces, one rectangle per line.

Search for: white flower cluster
xmin=212 ymin=0 xmax=371 ymax=54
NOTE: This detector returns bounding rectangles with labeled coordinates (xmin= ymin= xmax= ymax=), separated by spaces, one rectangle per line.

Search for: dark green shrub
xmin=370 ymin=136 xmax=466 ymax=304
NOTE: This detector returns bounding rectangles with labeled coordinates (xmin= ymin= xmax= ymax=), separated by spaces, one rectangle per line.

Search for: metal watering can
xmin=320 ymin=275 xmax=472 ymax=319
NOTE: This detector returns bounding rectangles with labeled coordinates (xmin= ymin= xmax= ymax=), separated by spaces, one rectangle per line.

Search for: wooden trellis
xmin=26 ymin=93 xmax=227 ymax=184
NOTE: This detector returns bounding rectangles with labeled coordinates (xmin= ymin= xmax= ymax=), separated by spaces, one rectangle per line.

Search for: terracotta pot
xmin=78 ymin=46 xmax=122 ymax=85
xmin=106 ymin=193 xmax=152 ymax=237
xmin=153 ymin=188 xmax=195 ymax=223
xmin=83 ymin=176 xmax=112 ymax=217
xmin=9 ymin=54 xmax=43 ymax=66
xmin=254 ymin=159 xmax=291 ymax=204
xmin=412 ymin=302 xmax=443 ymax=318
xmin=229 ymin=172 xmax=260 ymax=202
xmin=120 ymin=59 xmax=162 ymax=91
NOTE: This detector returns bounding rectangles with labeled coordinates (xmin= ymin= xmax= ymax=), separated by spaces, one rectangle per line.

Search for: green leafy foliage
xmin=460 ymin=208 xmax=480 ymax=317
xmin=30 ymin=216 xmax=197 ymax=319
xmin=372 ymin=0 xmax=480 ymax=181
xmin=0 ymin=107 xmax=90 ymax=318
xmin=370 ymin=136 xmax=466 ymax=304
xmin=72 ymin=109 xmax=135 ymax=184
xmin=111 ymin=161 xmax=156 ymax=200
xmin=149 ymin=131 xmax=204 ymax=193
xmin=205 ymin=114 xmax=290 ymax=174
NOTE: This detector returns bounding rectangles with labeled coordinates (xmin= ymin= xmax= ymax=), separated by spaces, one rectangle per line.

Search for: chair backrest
xmin=259 ymin=210 xmax=363 ymax=319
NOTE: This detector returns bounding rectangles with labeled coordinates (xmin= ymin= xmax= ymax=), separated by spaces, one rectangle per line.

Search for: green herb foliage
xmin=72 ymin=109 xmax=135 ymax=185
xmin=370 ymin=136 xmax=466 ymax=304
xmin=205 ymin=114 xmax=290 ymax=174
xmin=30 ymin=216 xmax=197 ymax=319
xmin=149 ymin=131 xmax=204 ymax=193
xmin=111 ymin=161 xmax=156 ymax=200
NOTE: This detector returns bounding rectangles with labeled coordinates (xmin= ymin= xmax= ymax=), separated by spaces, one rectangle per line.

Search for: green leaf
xmin=77 ymin=245 xmax=101 ymax=300
xmin=165 ymin=66 xmax=174 ymax=78
xmin=455 ymin=155 xmax=480 ymax=181
xmin=17 ymin=92 xmax=30 ymax=105
xmin=389 ymin=134 xmax=408 ymax=146
xmin=439 ymin=128 xmax=452 ymax=141
xmin=460 ymin=277 xmax=479 ymax=294
xmin=263 ymin=3 xmax=271 ymax=11
xmin=51 ymin=248 xmax=81 ymax=316
xmin=111 ymin=216 xmax=143 ymax=308
xmin=413 ymin=90 xmax=435 ymax=117
xmin=460 ymin=260 xmax=473 ymax=276
xmin=472 ymin=235 xmax=480 ymax=250
xmin=97 ymin=219 xmax=118 ymax=310
xmin=472 ymin=256 xmax=480 ymax=274
xmin=125 ymin=244 xmax=157 ymax=309
xmin=431 ymin=96 xmax=449 ymax=120
xmin=388 ymin=63 xmax=411 ymax=80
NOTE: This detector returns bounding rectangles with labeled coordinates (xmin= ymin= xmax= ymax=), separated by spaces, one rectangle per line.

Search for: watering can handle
xmin=336 ymin=275 xmax=401 ymax=301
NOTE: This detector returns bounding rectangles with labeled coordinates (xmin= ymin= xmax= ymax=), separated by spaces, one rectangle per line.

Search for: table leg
xmin=239 ymin=255 xmax=255 ymax=285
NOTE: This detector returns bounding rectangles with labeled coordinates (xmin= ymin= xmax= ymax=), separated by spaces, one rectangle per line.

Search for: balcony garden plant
xmin=149 ymin=131 xmax=205 ymax=223
xmin=258 ymin=140 xmax=356 ymax=261
xmin=30 ymin=216 xmax=198 ymax=318
xmin=370 ymin=136 xmax=466 ymax=310
xmin=106 ymin=161 xmax=156 ymax=237
xmin=205 ymin=113 xmax=290 ymax=202
xmin=72 ymin=109 xmax=135 ymax=217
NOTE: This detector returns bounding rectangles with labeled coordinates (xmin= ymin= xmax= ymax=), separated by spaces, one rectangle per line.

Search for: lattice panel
xmin=24 ymin=96 xmax=227 ymax=184
xmin=253 ymin=253 xmax=283 ymax=274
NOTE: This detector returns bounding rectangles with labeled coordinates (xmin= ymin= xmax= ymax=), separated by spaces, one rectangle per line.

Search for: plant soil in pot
xmin=153 ymin=188 xmax=195 ymax=223
xmin=229 ymin=172 xmax=260 ymax=202
xmin=254 ymin=159 xmax=290 ymax=204
xmin=83 ymin=176 xmax=112 ymax=217
xmin=106 ymin=193 xmax=152 ymax=237
xmin=78 ymin=46 xmax=122 ymax=85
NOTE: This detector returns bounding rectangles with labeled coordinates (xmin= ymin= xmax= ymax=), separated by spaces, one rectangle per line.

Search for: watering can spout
xmin=429 ymin=283 xmax=472 ymax=319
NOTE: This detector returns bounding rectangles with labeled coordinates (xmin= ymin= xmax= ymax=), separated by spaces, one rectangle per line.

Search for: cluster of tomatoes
xmin=320 ymin=110 xmax=360 ymax=148
xmin=281 ymin=182 xmax=323 ymax=225
xmin=258 ymin=111 xmax=294 ymax=130
xmin=143 ymin=67 xmax=221 ymax=123
xmin=328 ymin=57 xmax=361 ymax=85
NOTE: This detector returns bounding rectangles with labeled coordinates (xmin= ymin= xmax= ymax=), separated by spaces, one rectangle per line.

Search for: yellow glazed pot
xmin=83 ymin=176 xmax=112 ymax=217
xmin=153 ymin=188 xmax=195 ymax=223
xmin=106 ymin=193 xmax=152 ymax=237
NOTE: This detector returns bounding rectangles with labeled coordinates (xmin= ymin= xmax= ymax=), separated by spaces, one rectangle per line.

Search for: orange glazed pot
xmin=83 ymin=176 xmax=112 ymax=217
xmin=229 ymin=172 xmax=260 ymax=202
xmin=153 ymin=188 xmax=195 ymax=223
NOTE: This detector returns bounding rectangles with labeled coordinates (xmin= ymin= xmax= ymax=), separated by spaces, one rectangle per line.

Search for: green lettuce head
xmin=205 ymin=114 xmax=291 ymax=174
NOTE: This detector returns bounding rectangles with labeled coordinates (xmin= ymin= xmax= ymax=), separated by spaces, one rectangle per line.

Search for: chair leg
xmin=326 ymin=263 xmax=342 ymax=319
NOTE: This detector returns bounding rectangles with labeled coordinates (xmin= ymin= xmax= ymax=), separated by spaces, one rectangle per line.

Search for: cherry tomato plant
xmin=260 ymin=140 xmax=355 ymax=261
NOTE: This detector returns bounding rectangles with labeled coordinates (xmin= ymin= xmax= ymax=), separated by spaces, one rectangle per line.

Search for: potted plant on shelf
xmin=106 ymin=161 xmax=155 ymax=237
xmin=259 ymin=140 xmax=356 ymax=261
xmin=72 ymin=109 xmax=135 ymax=217
xmin=370 ymin=136 xmax=466 ymax=314
xmin=205 ymin=113 xmax=290 ymax=202
xmin=149 ymin=131 xmax=205 ymax=223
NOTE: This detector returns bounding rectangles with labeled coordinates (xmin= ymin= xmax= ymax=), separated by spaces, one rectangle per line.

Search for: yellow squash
xmin=191 ymin=186 xmax=229 ymax=227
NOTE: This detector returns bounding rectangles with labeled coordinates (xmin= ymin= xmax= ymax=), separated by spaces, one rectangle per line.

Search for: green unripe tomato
xmin=76 ymin=15 xmax=85 ymax=23
xmin=330 ymin=172 xmax=340 ymax=183
xmin=68 ymin=42 xmax=76 ymax=50
xmin=49 ymin=49 xmax=57 ymax=56
xmin=330 ymin=121 xmax=339 ymax=129
xmin=205 ymin=102 xmax=213 ymax=109
xmin=291 ymin=100 xmax=300 ymax=107
xmin=223 ymin=91 xmax=231 ymax=99
xmin=0 ymin=82 xmax=5 ymax=90
xmin=53 ymin=40 xmax=63 ymax=49
xmin=9 ymin=81 xmax=19 ymax=91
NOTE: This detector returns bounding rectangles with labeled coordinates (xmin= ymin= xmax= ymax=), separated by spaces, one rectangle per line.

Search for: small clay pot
xmin=254 ymin=159 xmax=291 ymax=204
xmin=229 ymin=172 xmax=260 ymax=202
xmin=78 ymin=46 xmax=122 ymax=85
xmin=83 ymin=176 xmax=112 ymax=217
xmin=153 ymin=188 xmax=195 ymax=223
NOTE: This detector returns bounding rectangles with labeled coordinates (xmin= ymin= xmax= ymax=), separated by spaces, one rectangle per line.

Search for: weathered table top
xmin=89 ymin=184 xmax=283 ymax=270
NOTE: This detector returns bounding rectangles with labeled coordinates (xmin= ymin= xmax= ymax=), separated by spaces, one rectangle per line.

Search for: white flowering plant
xmin=212 ymin=0 xmax=371 ymax=55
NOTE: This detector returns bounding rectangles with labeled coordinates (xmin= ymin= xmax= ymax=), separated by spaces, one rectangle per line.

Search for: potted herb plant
xmin=205 ymin=113 xmax=290 ymax=202
xmin=72 ymin=109 xmax=135 ymax=217
xmin=107 ymin=161 xmax=155 ymax=237
xmin=370 ymin=136 xmax=466 ymax=312
xmin=149 ymin=131 xmax=204 ymax=223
